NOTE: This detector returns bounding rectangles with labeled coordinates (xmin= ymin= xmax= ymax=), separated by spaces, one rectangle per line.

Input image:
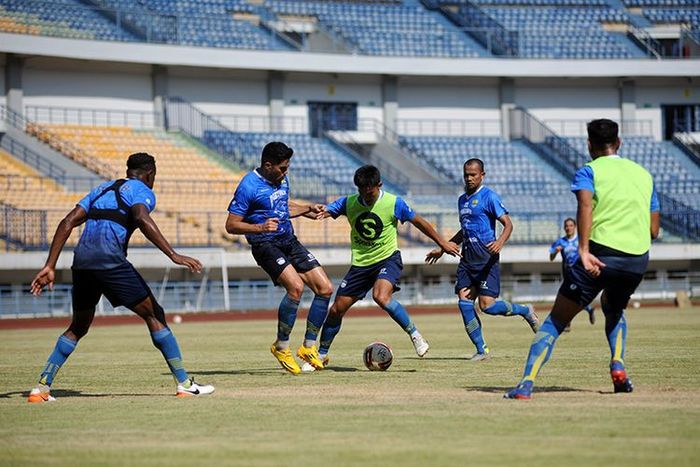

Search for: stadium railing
xmin=673 ymin=132 xmax=700 ymax=169
xmin=0 ymin=135 xmax=67 ymax=182
xmin=0 ymin=105 xmax=117 ymax=178
xmin=543 ymin=119 xmax=655 ymax=138
xmin=25 ymin=105 xmax=157 ymax=129
xmin=3 ymin=270 xmax=697 ymax=317
xmin=0 ymin=202 xmax=50 ymax=251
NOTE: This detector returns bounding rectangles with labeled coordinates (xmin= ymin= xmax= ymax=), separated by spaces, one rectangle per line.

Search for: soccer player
xmin=426 ymin=158 xmax=539 ymax=362
xmin=307 ymin=165 xmax=461 ymax=370
xmin=505 ymin=119 xmax=660 ymax=400
xmin=27 ymin=153 xmax=214 ymax=403
xmin=225 ymin=142 xmax=333 ymax=375
xmin=550 ymin=217 xmax=596 ymax=330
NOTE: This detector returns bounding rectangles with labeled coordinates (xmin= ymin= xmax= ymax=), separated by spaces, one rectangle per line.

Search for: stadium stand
xmin=0 ymin=0 xmax=138 ymax=41
xmin=265 ymin=0 xmax=483 ymax=57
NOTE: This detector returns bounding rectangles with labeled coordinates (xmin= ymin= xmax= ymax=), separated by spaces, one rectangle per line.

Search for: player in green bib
xmin=303 ymin=165 xmax=460 ymax=371
xmin=506 ymin=119 xmax=660 ymax=400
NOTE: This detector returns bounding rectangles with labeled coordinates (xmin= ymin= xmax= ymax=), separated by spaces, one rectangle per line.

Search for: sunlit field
xmin=1 ymin=307 xmax=699 ymax=466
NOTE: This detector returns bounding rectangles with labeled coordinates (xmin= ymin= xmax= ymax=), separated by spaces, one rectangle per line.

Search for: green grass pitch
xmin=1 ymin=307 xmax=699 ymax=466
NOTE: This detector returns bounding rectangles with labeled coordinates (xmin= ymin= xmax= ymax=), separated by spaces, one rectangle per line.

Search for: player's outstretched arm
xmin=486 ymin=214 xmax=513 ymax=255
xmin=549 ymin=245 xmax=562 ymax=262
xmin=575 ymin=190 xmax=605 ymax=277
xmin=31 ymin=206 xmax=87 ymax=296
xmin=425 ymin=230 xmax=463 ymax=264
xmin=132 ymin=204 xmax=202 ymax=273
xmin=225 ymin=213 xmax=279 ymax=234
xmin=650 ymin=211 xmax=660 ymax=240
xmin=289 ymin=200 xmax=325 ymax=219
xmin=411 ymin=214 xmax=461 ymax=256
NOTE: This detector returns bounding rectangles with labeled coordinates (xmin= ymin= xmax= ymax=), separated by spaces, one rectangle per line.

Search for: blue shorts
xmin=337 ymin=250 xmax=403 ymax=299
xmin=455 ymin=258 xmax=500 ymax=298
xmin=559 ymin=255 xmax=648 ymax=309
xmin=72 ymin=262 xmax=152 ymax=311
xmin=251 ymin=234 xmax=321 ymax=285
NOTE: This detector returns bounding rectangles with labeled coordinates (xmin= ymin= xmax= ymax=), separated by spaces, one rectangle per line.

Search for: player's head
xmin=587 ymin=119 xmax=620 ymax=158
xmin=353 ymin=165 xmax=382 ymax=205
xmin=126 ymin=152 xmax=156 ymax=188
xmin=563 ymin=217 xmax=576 ymax=237
xmin=463 ymin=158 xmax=485 ymax=193
xmin=260 ymin=141 xmax=293 ymax=183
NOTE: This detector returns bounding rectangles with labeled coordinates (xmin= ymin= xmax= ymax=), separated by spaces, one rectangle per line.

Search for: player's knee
xmin=285 ymin=282 xmax=304 ymax=302
xmin=372 ymin=292 xmax=391 ymax=308
xmin=328 ymin=303 xmax=344 ymax=319
xmin=478 ymin=297 xmax=494 ymax=310
xmin=317 ymin=280 xmax=334 ymax=298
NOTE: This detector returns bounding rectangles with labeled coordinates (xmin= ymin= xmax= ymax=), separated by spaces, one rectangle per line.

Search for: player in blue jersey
xmin=550 ymin=217 xmax=596 ymax=330
xmin=27 ymin=153 xmax=214 ymax=403
xmin=225 ymin=142 xmax=333 ymax=375
xmin=426 ymin=158 xmax=539 ymax=361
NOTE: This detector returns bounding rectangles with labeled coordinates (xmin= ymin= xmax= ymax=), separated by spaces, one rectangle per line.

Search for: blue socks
xmin=305 ymin=295 xmax=330 ymax=344
xmin=458 ymin=300 xmax=488 ymax=354
xmin=151 ymin=327 xmax=188 ymax=384
xmin=482 ymin=300 xmax=529 ymax=317
xmin=381 ymin=299 xmax=417 ymax=335
xmin=605 ymin=309 xmax=627 ymax=365
xmin=277 ymin=294 xmax=300 ymax=343
xmin=319 ymin=314 xmax=342 ymax=355
xmin=519 ymin=315 xmax=567 ymax=383
xmin=39 ymin=335 xmax=77 ymax=386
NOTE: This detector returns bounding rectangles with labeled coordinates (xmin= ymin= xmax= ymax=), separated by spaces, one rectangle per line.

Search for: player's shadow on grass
xmin=404 ymin=356 xmax=468 ymax=361
xmin=464 ymin=385 xmax=591 ymax=394
xmin=1 ymin=390 xmax=154 ymax=399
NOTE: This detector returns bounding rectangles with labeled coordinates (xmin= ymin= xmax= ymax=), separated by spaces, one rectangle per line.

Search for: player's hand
xmin=556 ymin=246 xmax=563 ymax=252
xmin=486 ymin=239 xmax=505 ymax=255
xmin=580 ymin=251 xmax=605 ymax=277
xmin=307 ymin=204 xmax=326 ymax=220
xmin=425 ymin=247 xmax=444 ymax=264
xmin=440 ymin=241 xmax=462 ymax=258
xmin=171 ymin=253 xmax=203 ymax=273
xmin=261 ymin=218 xmax=279 ymax=232
xmin=30 ymin=265 xmax=55 ymax=296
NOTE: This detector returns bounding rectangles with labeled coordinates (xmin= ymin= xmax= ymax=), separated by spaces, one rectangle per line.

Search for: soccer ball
xmin=363 ymin=341 xmax=393 ymax=371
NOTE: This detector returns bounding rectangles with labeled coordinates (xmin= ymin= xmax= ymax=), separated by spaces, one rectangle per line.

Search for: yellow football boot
xmin=296 ymin=345 xmax=325 ymax=370
xmin=270 ymin=343 xmax=301 ymax=375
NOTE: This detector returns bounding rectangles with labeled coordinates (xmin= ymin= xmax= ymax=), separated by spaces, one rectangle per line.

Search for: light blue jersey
xmin=550 ymin=236 xmax=580 ymax=270
xmin=458 ymin=186 xmax=508 ymax=267
xmin=228 ymin=169 xmax=293 ymax=244
xmin=73 ymin=178 xmax=155 ymax=270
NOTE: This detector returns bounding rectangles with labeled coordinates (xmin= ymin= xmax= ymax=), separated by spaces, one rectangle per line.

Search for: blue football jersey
xmin=550 ymin=236 xmax=580 ymax=269
xmin=458 ymin=186 xmax=508 ymax=265
xmin=73 ymin=178 xmax=155 ymax=270
xmin=228 ymin=169 xmax=293 ymax=244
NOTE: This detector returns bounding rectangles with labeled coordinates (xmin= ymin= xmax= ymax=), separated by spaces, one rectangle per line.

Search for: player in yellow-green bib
xmin=304 ymin=165 xmax=460 ymax=371
xmin=506 ymin=119 xmax=660 ymax=400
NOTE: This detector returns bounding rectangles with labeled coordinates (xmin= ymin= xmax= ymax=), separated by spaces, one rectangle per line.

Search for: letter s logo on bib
xmin=354 ymin=212 xmax=384 ymax=241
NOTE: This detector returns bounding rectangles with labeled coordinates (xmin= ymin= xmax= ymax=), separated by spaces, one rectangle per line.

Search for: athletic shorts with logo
xmin=72 ymin=262 xmax=154 ymax=311
xmin=559 ymin=254 xmax=647 ymax=310
xmin=251 ymin=234 xmax=321 ymax=285
xmin=454 ymin=256 xmax=500 ymax=298
xmin=337 ymin=250 xmax=403 ymax=299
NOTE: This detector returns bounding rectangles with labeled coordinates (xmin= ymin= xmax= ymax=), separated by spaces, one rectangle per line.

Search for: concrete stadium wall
xmin=23 ymin=64 xmax=153 ymax=112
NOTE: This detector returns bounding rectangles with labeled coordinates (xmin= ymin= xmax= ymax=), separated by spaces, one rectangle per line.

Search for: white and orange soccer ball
xmin=363 ymin=341 xmax=393 ymax=371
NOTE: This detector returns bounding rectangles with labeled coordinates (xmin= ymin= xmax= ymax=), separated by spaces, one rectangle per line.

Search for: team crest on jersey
xmin=354 ymin=212 xmax=383 ymax=241
xmin=471 ymin=199 xmax=479 ymax=207
xmin=340 ymin=280 xmax=347 ymax=288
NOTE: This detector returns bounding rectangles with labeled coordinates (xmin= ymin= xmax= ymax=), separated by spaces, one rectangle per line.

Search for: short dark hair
xmin=564 ymin=217 xmax=576 ymax=226
xmin=464 ymin=158 xmax=484 ymax=172
xmin=126 ymin=152 xmax=155 ymax=173
xmin=353 ymin=165 xmax=381 ymax=188
xmin=261 ymin=142 xmax=293 ymax=165
xmin=587 ymin=119 xmax=619 ymax=149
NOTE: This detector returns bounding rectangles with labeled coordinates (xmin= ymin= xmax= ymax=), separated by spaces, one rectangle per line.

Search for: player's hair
xmin=587 ymin=119 xmax=619 ymax=149
xmin=126 ymin=152 xmax=155 ymax=175
xmin=261 ymin=141 xmax=294 ymax=165
xmin=564 ymin=217 xmax=576 ymax=226
xmin=354 ymin=165 xmax=381 ymax=188
xmin=464 ymin=158 xmax=484 ymax=172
